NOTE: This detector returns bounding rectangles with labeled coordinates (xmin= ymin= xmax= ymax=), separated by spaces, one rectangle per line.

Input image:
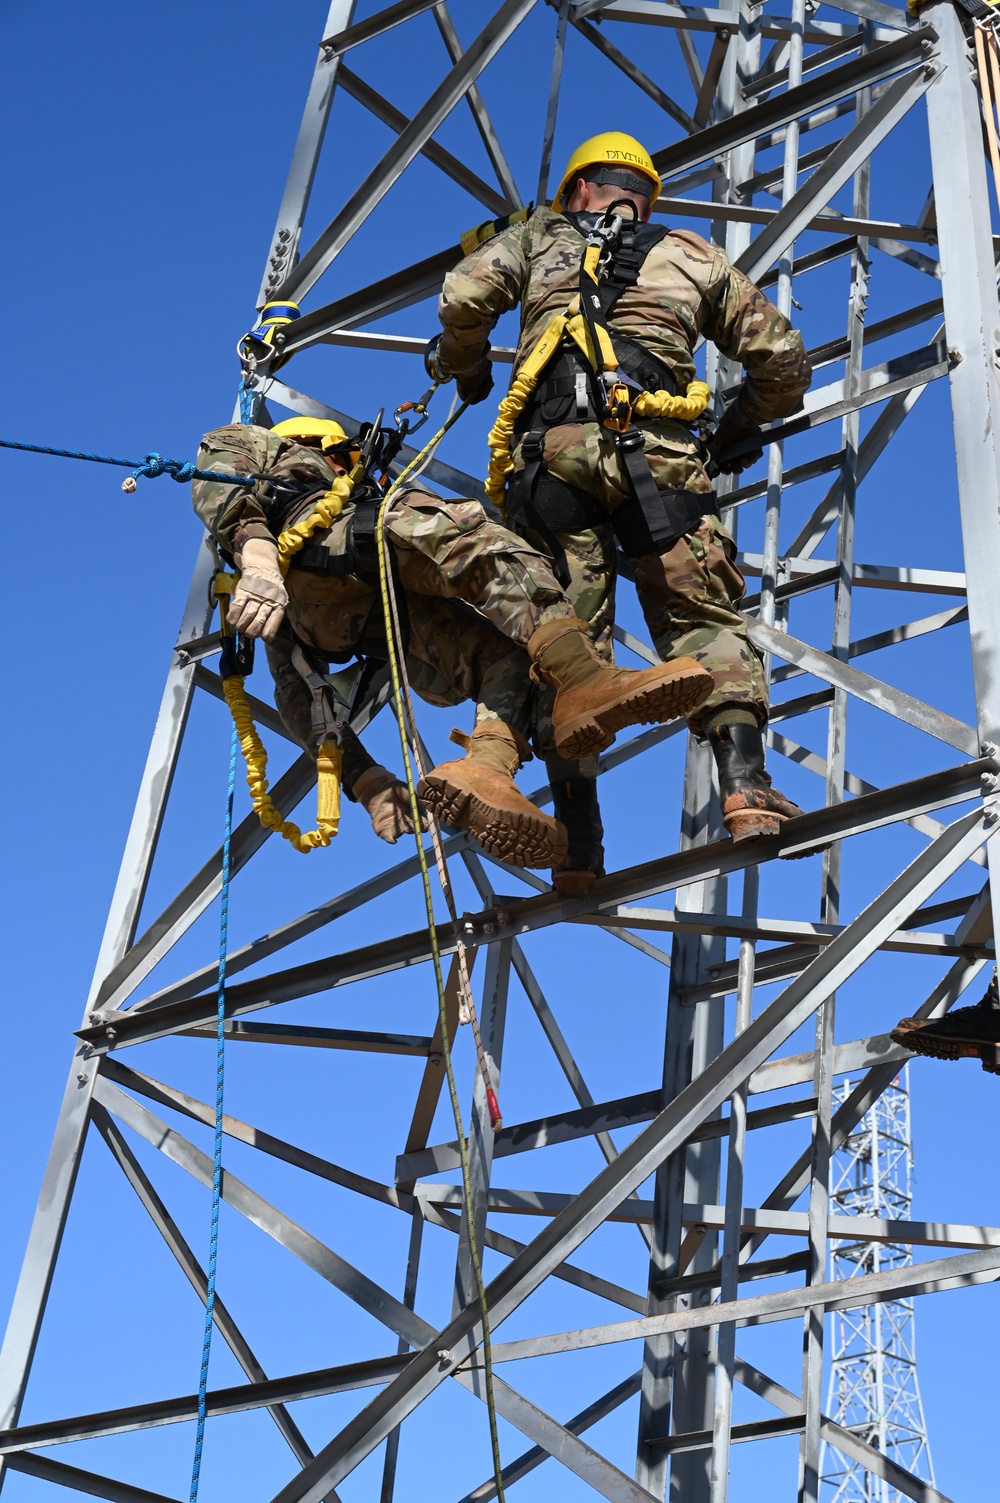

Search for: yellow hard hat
xmin=271 ymin=416 xmax=357 ymax=453
xmin=552 ymin=132 xmax=661 ymax=212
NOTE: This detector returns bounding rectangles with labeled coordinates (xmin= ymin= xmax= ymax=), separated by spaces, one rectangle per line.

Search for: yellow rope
xmin=485 ymin=307 xmax=575 ymax=509
xmin=221 ymin=674 xmax=341 ymax=852
xmin=634 ymin=379 xmax=711 ymax=421
xmin=275 ymin=463 xmax=362 ymax=574
xmin=372 ymin=411 xmax=507 ymax=1503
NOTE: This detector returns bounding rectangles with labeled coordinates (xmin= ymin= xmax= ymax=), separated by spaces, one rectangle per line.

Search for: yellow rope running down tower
xmin=372 ymin=409 xmax=508 ymax=1503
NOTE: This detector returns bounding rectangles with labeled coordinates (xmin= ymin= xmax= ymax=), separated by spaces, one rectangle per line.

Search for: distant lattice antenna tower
xmin=820 ymin=1065 xmax=935 ymax=1502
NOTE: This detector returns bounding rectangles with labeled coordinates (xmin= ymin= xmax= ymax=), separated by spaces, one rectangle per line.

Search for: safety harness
xmin=213 ymin=415 xmax=421 ymax=848
xmin=484 ymin=204 xmax=714 ymax=583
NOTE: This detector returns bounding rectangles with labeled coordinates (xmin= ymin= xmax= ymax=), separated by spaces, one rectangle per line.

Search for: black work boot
xmin=547 ymin=760 xmax=606 ymax=897
xmin=891 ymin=970 xmax=1000 ymax=1075
xmin=706 ymin=712 xmax=803 ymax=843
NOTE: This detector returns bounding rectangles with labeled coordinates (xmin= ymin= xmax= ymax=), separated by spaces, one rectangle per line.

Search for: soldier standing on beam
xmin=431 ymin=132 xmax=813 ymax=845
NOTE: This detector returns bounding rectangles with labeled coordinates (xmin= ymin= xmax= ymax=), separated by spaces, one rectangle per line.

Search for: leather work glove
xmin=229 ymin=537 xmax=288 ymax=643
xmin=456 ymin=354 xmax=494 ymax=407
xmin=352 ymin=765 xmax=430 ymax=844
xmin=711 ymin=407 xmax=765 ymax=476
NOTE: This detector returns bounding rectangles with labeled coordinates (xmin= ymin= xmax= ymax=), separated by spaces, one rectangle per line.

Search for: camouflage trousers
xmin=268 ymin=488 xmax=582 ymax=768
xmin=266 ymin=600 xmax=538 ymax=782
xmin=383 ymin=490 xmax=575 ymax=650
xmin=280 ymin=489 xmax=576 ymax=660
xmin=510 ymin=421 xmax=768 ymax=732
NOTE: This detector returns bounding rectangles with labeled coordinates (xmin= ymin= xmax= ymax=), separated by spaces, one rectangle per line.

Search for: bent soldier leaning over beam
xmin=191 ymin=416 xmax=712 ymax=882
xmin=434 ymin=131 xmax=814 ymax=843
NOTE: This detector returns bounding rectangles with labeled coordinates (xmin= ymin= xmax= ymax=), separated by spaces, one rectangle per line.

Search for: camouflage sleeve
xmin=437 ymin=219 xmax=531 ymax=378
xmin=689 ymin=231 xmax=812 ymax=429
xmin=264 ymin=622 xmax=377 ymax=798
xmin=191 ymin=425 xmax=275 ymax=558
xmin=339 ymin=725 xmax=379 ymax=801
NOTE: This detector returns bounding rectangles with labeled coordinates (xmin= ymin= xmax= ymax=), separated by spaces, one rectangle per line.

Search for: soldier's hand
xmin=456 ymin=356 xmax=494 ymax=406
xmin=352 ymin=765 xmax=429 ymax=844
xmin=712 ymin=409 xmax=765 ymax=476
xmin=230 ymin=537 xmax=288 ymax=643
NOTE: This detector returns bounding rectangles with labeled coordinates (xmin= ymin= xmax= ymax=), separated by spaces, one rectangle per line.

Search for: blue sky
xmin=1 ymin=2 xmax=997 ymax=1499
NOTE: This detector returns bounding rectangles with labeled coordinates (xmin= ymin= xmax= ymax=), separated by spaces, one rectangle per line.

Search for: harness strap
xmin=512 ymin=433 xmax=573 ymax=587
xmin=614 ymin=431 xmax=719 ymax=553
xmin=352 ymin=500 xmax=412 ymax=658
xmin=485 ymin=215 xmax=709 ymax=511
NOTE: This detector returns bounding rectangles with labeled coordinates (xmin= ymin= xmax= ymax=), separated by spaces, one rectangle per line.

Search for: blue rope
xmin=188 ymin=727 xmax=238 ymax=1503
xmin=238 ymin=377 xmax=256 ymax=427
xmin=0 ymin=435 xmax=252 ymax=487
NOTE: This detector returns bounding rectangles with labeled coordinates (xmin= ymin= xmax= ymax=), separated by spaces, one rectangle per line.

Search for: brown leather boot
xmin=891 ymin=971 xmax=1000 ymax=1074
xmin=707 ymin=716 xmax=803 ymax=843
xmin=417 ymin=722 xmax=568 ymax=869
xmin=528 ymin=617 xmax=713 ymax=759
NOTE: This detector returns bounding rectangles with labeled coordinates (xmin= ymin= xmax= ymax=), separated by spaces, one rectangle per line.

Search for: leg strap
xmin=613 ymin=429 xmax=719 ymax=555
xmin=507 ymin=432 xmax=576 ymax=588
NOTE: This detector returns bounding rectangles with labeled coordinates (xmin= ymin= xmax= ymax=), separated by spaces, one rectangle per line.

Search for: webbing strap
xmin=514 ymin=434 xmax=573 ymax=587
xmin=615 ymin=431 xmax=719 ymax=553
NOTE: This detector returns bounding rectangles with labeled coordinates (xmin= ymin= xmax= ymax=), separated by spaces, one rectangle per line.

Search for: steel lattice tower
xmin=820 ymin=1066 xmax=935 ymax=1501
xmin=2 ymin=2 xmax=1000 ymax=1501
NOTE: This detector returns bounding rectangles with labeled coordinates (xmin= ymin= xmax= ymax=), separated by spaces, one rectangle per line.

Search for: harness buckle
xmin=604 ymin=381 xmax=633 ymax=434
xmin=291 ymin=643 xmax=348 ymax=749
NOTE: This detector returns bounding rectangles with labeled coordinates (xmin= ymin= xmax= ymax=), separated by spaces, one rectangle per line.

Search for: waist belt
xmin=517 ymin=339 xmax=681 ymax=435
xmin=288 ymin=497 xmax=411 ymax=658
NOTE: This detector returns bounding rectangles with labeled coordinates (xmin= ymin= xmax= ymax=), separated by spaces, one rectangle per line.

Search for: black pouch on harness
xmin=506 ymin=433 xmax=606 ymax=587
xmin=506 ymin=460 xmax=606 ymax=534
xmin=612 ymin=430 xmax=718 ymax=556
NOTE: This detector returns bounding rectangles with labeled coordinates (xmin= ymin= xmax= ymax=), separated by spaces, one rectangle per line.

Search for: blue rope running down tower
xmin=188 ymin=728 xmax=238 ymax=1503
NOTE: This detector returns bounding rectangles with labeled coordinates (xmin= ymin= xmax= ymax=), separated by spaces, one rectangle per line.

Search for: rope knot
xmin=126 ymin=452 xmax=198 ymax=487
xmin=132 ymin=452 xmax=168 ymax=480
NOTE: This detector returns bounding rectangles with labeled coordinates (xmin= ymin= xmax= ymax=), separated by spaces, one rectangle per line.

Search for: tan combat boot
xmin=528 ymin=617 xmax=713 ymax=760
xmin=417 ymin=722 xmax=568 ymax=869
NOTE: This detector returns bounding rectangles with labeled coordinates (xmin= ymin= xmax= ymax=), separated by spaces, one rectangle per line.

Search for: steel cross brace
xmin=264 ymin=809 xmax=991 ymax=1502
xmin=79 ymin=760 xmax=994 ymax=1053
xmin=90 ymin=1079 xmax=663 ymax=1503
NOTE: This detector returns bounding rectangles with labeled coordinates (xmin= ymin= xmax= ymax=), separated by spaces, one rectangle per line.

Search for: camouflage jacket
xmin=438 ymin=207 xmax=811 ymax=431
xmin=191 ymin=424 xmax=345 ymax=560
xmin=192 ymin=425 xmax=381 ymax=656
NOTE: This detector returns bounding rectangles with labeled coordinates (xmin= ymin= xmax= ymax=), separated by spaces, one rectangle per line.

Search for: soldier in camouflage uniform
xmin=191 ymin=416 xmax=712 ymax=875
xmin=433 ymin=131 xmax=813 ymax=844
